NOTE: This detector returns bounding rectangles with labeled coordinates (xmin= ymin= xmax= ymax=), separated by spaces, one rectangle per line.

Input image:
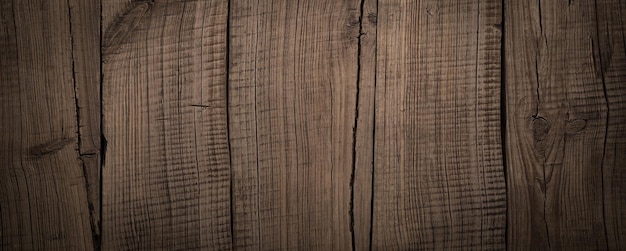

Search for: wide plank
xmin=595 ymin=0 xmax=626 ymax=249
xmin=101 ymin=0 xmax=231 ymax=249
xmin=229 ymin=0 xmax=361 ymax=249
xmin=353 ymin=0 xmax=377 ymax=250
xmin=0 ymin=0 xmax=95 ymax=249
xmin=372 ymin=0 xmax=506 ymax=249
xmin=505 ymin=0 xmax=614 ymax=249
xmin=68 ymin=0 xmax=103 ymax=244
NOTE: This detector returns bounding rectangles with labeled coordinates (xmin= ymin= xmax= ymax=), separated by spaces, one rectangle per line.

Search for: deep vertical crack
xmin=534 ymin=60 xmax=540 ymax=118
xmin=593 ymin=0 xmax=611 ymax=249
xmin=534 ymin=2 xmax=550 ymax=248
xmin=349 ymin=0 xmax=366 ymax=250
xmin=369 ymin=2 xmax=378 ymax=250
xmin=98 ymin=0 xmax=105 ymax=248
xmin=68 ymin=1 xmax=80 ymax=153
xmin=500 ymin=0 xmax=508 ymax=249
xmin=225 ymin=0 xmax=235 ymax=248
xmin=67 ymin=1 xmax=101 ymax=250
xmin=534 ymin=0 xmax=543 ymax=119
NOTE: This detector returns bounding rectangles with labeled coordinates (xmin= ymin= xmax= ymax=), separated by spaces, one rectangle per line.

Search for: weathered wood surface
xmin=594 ymin=0 xmax=626 ymax=248
xmin=229 ymin=0 xmax=361 ymax=249
xmin=352 ymin=0 xmax=377 ymax=250
xmin=69 ymin=0 xmax=103 ymax=244
xmin=505 ymin=0 xmax=626 ymax=249
xmin=1 ymin=0 xmax=626 ymax=250
xmin=0 ymin=0 xmax=99 ymax=249
xmin=101 ymin=0 xmax=231 ymax=249
xmin=372 ymin=0 xmax=506 ymax=250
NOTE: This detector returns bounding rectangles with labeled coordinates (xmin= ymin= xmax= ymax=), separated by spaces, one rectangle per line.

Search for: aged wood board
xmin=1 ymin=0 xmax=625 ymax=250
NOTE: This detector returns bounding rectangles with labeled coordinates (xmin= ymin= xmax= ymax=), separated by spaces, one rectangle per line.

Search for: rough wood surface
xmin=595 ymin=0 xmax=626 ymax=249
xmin=101 ymin=0 xmax=231 ymax=249
xmin=228 ymin=0 xmax=361 ymax=249
xmin=372 ymin=0 xmax=506 ymax=249
xmin=68 ymin=0 xmax=103 ymax=244
xmin=353 ymin=0 xmax=377 ymax=250
xmin=505 ymin=0 xmax=623 ymax=249
xmin=2 ymin=0 xmax=626 ymax=250
xmin=0 ymin=0 xmax=95 ymax=249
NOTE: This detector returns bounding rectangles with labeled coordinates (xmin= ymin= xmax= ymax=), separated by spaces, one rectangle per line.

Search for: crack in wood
xmin=349 ymin=1 xmax=366 ymax=250
xmin=68 ymin=1 xmax=102 ymax=249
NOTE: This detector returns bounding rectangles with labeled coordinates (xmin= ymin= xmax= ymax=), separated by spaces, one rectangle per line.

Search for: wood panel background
xmin=1 ymin=0 xmax=625 ymax=250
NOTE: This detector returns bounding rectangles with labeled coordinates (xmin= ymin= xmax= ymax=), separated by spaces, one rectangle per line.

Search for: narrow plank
xmin=373 ymin=0 xmax=505 ymax=249
xmin=101 ymin=0 xmax=231 ymax=249
xmin=592 ymin=0 xmax=626 ymax=249
xmin=505 ymin=0 xmax=611 ymax=249
xmin=68 ymin=0 xmax=102 ymax=244
xmin=0 ymin=0 xmax=95 ymax=249
xmin=353 ymin=0 xmax=377 ymax=250
xmin=229 ymin=0 xmax=361 ymax=249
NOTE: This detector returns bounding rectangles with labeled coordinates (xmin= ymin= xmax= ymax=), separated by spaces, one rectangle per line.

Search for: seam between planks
xmin=500 ymin=0 xmax=508 ymax=250
xmin=226 ymin=0 xmax=235 ymax=249
xmin=369 ymin=2 xmax=378 ymax=250
xmin=98 ymin=0 xmax=105 ymax=248
xmin=67 ymin=1 xmax=102 ymax=249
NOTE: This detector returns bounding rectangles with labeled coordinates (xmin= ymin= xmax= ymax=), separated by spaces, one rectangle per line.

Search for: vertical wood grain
xmin=68 ymin=0 xmax=102 ymax=245
xmin=505 ymin=0 xmax=617 ymax=249
xmin=595 ymin=1 xmax=626 ymax=249
xmin=353 ymin=0 xmax=377 ymax=250
xmin=373 ymin=0 xmax=505 ymax=249
xmin=0 ymin=0 xmax=95 ymax=249
xmin=229 ymin=0 xmax=361 ymax=249
xmin=101 ymin=0 xmax=231 ymax=249
xmin=4 ymin=0 xmax=626 ymax=250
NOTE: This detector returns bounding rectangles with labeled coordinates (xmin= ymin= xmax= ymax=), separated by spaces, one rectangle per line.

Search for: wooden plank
xmin=0 ymin=0 xmax=95 ymax=249
xmin=505 ymin=0 xmax=615 ymax=249
xmin=68 ymin=0 xmax=102 ymax=245
xmin=353 ymin=0 xmax=377 ymax=250
xmin=101 ymin=0 xmax=231 ymax=249
xmin=372 ymin=0 xmax=505 ymax=249
xmin=229 ymin=0 xmax=361 ymax=249
xmin=587 ymin=0 xmax=626 ymax=249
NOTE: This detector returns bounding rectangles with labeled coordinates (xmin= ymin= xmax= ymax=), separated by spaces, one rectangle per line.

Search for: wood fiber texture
xmin=229 ymin=0 xmax=361 ymax=249
xmin=0 ymin=0 xmax=99 ymax=249
xmin=372 ymin=0 xmax=506 ymax=250
xmin=505 ymin=0 xmax=626 ymax=249
xmin=1 ymin=0 xmax=626 ymax=250
xmin=101 ymin=0 xmax=231 ymax=249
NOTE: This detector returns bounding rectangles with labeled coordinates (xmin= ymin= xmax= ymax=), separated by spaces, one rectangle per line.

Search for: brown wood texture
xmin=353 ymin=0 xmax=377 ymax=250
xmin=1 ymin=0 xmax=626 ymax=250
xmin=372 ymin=0 xmax=506 ymax=249
xmin=505 ymin=0 xmax=626 ymax=249
xmin=0 ymin=0 xmax=98 ymax=249
xmin=69 ymin=0 xmax=103 ymax=243
xmin=229 ymin=0 xmax=361 ymax=249
xmin=595 ymin=0 xmax=626 ymax=248
xmin=101 ymin=0 xmax=231 ymax=249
